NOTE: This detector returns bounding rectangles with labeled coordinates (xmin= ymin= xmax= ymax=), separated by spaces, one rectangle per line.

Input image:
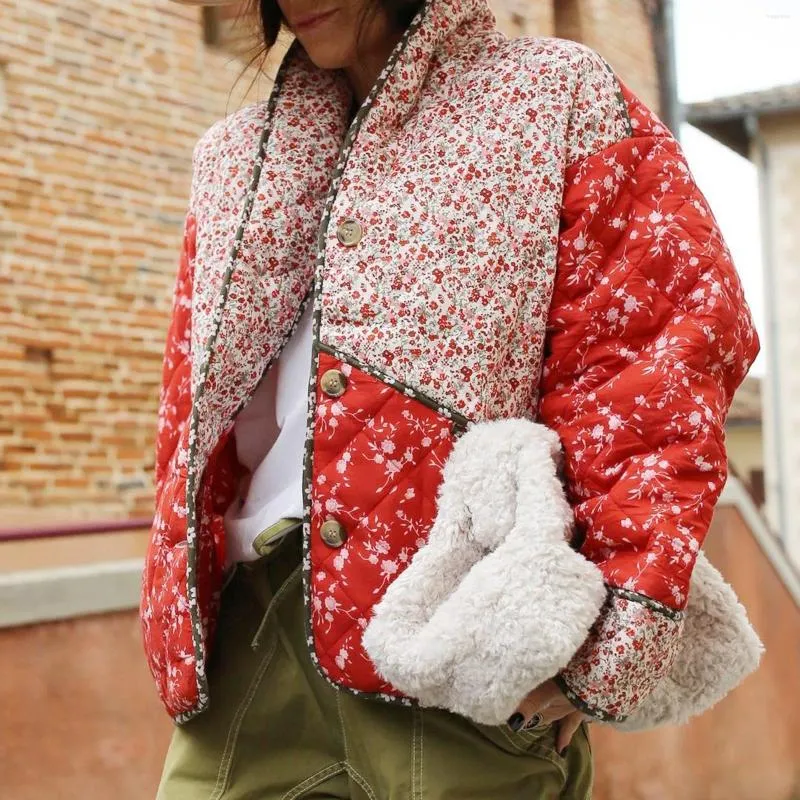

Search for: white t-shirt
xmin=222 ymin=302 xmax=313 ymax=566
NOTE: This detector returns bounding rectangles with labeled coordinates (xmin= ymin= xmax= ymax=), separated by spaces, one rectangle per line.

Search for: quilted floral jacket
xmin=140 ymin=0 xmax=760 ymax=724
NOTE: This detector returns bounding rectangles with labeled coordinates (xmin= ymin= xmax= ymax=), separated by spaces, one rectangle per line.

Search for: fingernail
xmin=507 ymin=713 xmax=525 ymax=731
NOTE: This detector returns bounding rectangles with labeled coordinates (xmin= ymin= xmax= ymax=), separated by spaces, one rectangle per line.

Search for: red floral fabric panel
xmin=153 ymin=212 xmax=195 ymax=499
xmin=140 ymin=210 xmax=238 ymax=719
xmin=309 ymin=352 xmax=457 ymax=695
xmin=140 ymin=211 xmax=198 ymax=718
xmin=538 ymin=81 xmax=760 ymax=719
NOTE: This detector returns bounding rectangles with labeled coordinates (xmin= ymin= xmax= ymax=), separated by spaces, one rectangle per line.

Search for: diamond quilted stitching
xmin=309 ymin=352 xmax=457 ymax=692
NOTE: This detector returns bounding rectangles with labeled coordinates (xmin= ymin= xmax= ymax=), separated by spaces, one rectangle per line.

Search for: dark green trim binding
xmin=318 ymin=341 xmax=472 ymax=435
xmin=609 ymin=585 xmax=685 ymax=621
xmin=552 ymin=673 xmax=624 ymax=724
xmin=599 ymin=56 xmax=634 ymax=138
xmin=551 ymin=586 xmax=685 ymax=725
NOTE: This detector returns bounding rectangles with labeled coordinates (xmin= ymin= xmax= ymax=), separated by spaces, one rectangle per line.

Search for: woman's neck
xmin=343 ymin=26 xmax=404 ymax=107
xmin=348 ymin=93 xmax=359 ymax=124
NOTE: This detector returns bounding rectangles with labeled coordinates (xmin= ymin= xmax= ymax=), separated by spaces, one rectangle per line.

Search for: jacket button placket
xmin=318 ymin=364 xmax=349 ymax=548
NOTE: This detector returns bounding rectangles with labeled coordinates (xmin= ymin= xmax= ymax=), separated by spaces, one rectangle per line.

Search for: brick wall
xmin=0 ymin=0 xmax=657 ymax=526
xmin=555 ymin=0 xmax=659 ymax=107
xmin=494 ymin=0 xmax=554 ymax=38
xmin=0 ymin=0 xmax=281 ymax=524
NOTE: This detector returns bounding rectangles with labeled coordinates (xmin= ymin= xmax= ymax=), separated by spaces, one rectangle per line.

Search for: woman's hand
xmin=506 ymin=679 xmax=590 ymax=754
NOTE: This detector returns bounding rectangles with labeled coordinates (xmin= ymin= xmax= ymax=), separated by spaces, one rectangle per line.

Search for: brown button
xmin=320 ymin=518 xmax=347 ymax=548
xmin=336 ymin=218 xmax=363 ymax=247
xmin=320 ymin=368 xmax=347 ymax=398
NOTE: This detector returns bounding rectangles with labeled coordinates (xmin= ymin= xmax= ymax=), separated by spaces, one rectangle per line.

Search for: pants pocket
xmin=419 ymin=709 xmax=572 ymax=799
xmin=471 ymin=719 xmax=562 ymax=758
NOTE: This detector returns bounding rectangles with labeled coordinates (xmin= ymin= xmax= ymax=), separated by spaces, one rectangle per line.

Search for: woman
xmin=144 ymin=0 xmax=762 ymax=796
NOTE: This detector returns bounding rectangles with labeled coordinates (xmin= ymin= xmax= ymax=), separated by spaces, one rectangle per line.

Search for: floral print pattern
xmin=140 ymin=0 xmax=759 ymax=723
xmin=321 ymin=40 xmax=630 ymax=423
xmin=537 ymin=80 xmax=760 ymax=718
xmin=304 ymin=352 xmax=460 ymax=695
xmin=555 ymin=594 xmax=683 ymax=721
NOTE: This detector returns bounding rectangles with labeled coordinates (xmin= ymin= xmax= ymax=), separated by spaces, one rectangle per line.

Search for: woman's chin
xmin=296 ymin=38 xmax=349 ymax=70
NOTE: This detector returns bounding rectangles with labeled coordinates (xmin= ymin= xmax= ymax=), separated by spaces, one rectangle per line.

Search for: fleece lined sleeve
xmin=537 ymin=73 xmax=761 ymax=721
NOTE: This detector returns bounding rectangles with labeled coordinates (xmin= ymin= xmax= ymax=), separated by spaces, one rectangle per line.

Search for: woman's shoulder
xmin=501 ymin=34 xmax=618 ymax=86
xmin=497 ymin=34 xmax=629 ymax=122
xmin=497 ymin=35 xmax=632 ymax=161
xmin=190 ymin=101 xmax=272 ymax=185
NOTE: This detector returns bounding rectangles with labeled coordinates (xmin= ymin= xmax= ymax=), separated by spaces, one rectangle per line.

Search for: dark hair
xmin=245 ymin=0 xmax=425 ymax=63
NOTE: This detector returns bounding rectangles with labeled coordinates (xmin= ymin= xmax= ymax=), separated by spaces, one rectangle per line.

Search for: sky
xmin=674 ymin=0 xmax=800 ymax=377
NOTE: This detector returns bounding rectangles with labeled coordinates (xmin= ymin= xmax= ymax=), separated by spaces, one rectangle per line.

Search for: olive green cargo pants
xmin=156 ymin=525 xmax=593 ymax=799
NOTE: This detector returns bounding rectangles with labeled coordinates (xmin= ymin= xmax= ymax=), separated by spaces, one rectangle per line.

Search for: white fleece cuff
xmin=612 ymin=551 xmax=764 ymax=731
xmin=361 ymin=418 xmax=607 ymax=725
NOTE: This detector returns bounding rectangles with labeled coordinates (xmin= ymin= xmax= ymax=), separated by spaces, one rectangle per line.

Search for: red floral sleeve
xmin=153 ymin=210 xmax=196 ymax=498
xmin=538 ymin=78 xmax=761 ymax=721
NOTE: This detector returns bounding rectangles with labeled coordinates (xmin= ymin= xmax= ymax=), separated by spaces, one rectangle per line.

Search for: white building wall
xmin=758 ymin=113 xmax=800 ymax=569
